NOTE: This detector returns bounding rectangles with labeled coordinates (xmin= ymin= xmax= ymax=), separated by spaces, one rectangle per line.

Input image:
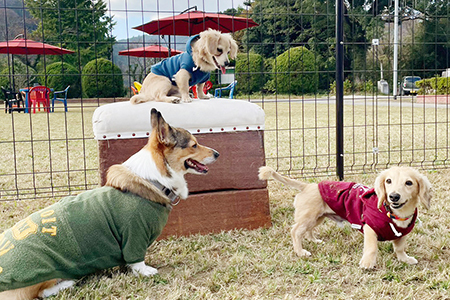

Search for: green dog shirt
xmin=0 ymin=186 xmax=170 ymax=292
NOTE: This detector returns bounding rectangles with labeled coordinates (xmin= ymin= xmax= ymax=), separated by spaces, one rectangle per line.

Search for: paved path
xmin=251 ymin=95 xmax=450 ymax=109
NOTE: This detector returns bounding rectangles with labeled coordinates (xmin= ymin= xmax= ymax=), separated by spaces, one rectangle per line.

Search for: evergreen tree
xmin=24 ymin=0 xmax=116 ymax=67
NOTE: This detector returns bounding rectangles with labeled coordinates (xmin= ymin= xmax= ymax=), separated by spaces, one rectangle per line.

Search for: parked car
xmin=400 ymin=76 xmax=421 ymax=95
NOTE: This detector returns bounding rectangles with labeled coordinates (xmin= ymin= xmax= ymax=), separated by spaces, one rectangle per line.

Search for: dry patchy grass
xmin=1 ymin=170 xmax=450 ymax=299
xmin=1 ymin=99 xmax=450 ymax=298
xmin=0 ymin=104 xmax=99 ymax=200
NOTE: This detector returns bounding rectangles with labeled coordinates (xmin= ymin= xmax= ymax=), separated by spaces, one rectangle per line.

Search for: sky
xmin=108 ymin=0 xmax=248 ymax=40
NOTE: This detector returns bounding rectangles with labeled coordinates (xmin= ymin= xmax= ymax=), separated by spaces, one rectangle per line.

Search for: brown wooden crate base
xmin=159 ymin=188 xmax=271 ymax=239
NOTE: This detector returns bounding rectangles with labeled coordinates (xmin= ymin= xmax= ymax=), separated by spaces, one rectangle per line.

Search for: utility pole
xmin=393 ymin=0 xmax=399 ymax=99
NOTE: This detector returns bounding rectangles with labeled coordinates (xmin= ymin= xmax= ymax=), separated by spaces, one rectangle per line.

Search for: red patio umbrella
xmin=133 ymin=10 xmax=259 ymax=36
xmin=0 ymin=38 xmax=75 ymax=55
xmin=0 ymin=37 xmax=74 ymax=106
xmin=118 ymin=45 xmax=182 ymax=58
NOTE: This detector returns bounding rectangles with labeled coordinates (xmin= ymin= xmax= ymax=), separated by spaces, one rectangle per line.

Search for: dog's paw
xmin=181 ymin=96 xmax=193 ymax=103
xmin=398 ymin=255 xmax=418 ymax=265
xmin=311 ymin=238 xmax=324 ymax=244
xmin=133 ymin=265 xmax=158 ymax=277
xmin=295 ymin=249 xmax=311 ymax=257
xmin=199 ymin=93 xmax=212 ymax=100
xmin=359 ymin=255 xmax=377 ymax=269
xmin=129 ymin=261 xmax=158 ymax=277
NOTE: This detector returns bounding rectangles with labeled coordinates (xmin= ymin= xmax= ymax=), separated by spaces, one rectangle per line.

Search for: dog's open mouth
xmin=185 ymin=158 xmax=209 ymax=174
xmin=213 ymin=57 xmax=227 ymax=74
xmin=390 ymin=201 xmax=406 ymax=209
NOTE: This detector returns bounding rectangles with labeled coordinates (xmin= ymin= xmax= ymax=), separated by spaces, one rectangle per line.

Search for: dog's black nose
xmin=389 ymin=193 xmax=401 ymax=202
xmin=213 ymin=150 xmax=220 ymax=159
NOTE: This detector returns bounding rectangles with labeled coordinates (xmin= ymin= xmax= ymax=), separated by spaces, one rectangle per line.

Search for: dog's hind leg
xmin=131 ymin=73 xmax=181 ymax=104
xmin=153 ymin=79 xmax=181 ymax=103
xmin=0 ymin=279 xmax=59 ymax=300
xmin=291 ymin=218 xmax=319 ymax=257
xmin=305 ymin=217 xmax=325 ymax=244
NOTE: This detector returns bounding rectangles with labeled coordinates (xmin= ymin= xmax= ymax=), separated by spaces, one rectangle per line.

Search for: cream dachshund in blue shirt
xmin=131 ymin=29 xmax=237 ymax=104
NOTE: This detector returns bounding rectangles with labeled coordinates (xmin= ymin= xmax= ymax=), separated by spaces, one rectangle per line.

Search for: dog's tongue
xmin=187 ymin=159 xmax=209 ymax=174
xmin=220 ymin=65 xmax=226 ymax=74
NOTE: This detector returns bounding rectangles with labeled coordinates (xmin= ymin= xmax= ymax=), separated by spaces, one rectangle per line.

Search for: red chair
xmin=191 ymin=81 xmax=213 ymax=99
xmin=29 ymin=86 xmax=51 ymax=113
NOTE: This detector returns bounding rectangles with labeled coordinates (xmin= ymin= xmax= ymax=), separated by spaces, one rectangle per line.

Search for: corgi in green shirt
xmin=0 ymin=109 xmax=219 ymax=299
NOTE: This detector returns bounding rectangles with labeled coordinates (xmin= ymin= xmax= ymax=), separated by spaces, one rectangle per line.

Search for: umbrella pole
xmin=11 ymin=55 xmax=15 ymax=91
xmin=168 ymin=35 xmax=171 ymax=57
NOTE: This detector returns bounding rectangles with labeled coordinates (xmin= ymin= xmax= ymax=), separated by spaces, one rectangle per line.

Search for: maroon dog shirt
xmin=318 ymin=181 xmax=417 ymax=241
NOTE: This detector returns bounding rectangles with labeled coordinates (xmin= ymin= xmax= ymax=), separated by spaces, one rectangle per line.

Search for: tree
xmin=400 ymin=0 xmax=450 ymax=78
xmin=244 ymin=0 xmax=375 ymax=90
xmin=24 ymin=0 xmax=116 ymax=67
xmin=0 ymin=60 xmax=37 ymax=89
xmin=42 ymin=62 xmax=81 ymax=98
xmin=271 ymin=46 xmax=319 ymax=94
xmin=235 ymin=53 xmax=265 ymax=94
xmin=82 ymin=58 xmax=124 ymax=98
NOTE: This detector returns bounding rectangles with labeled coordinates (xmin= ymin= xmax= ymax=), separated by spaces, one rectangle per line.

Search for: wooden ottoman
xmin=92 ymin=99 xmax=271 ymax=238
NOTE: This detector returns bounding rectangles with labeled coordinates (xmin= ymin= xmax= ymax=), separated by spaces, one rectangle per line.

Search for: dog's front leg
xmin=129 ymin=261 xmax=158 ymax=277
xmin=174 ymin=69 xmax=193 ymax=103
xmin=393 ymin=236 xmax=418 ymax=265
xmin=197 ymin=82 xmax=211 ymax=99
xmin=359 ymin=224 xmax=378 ymax=269
xmin=41 ymin=280 xmax=76 ymax=298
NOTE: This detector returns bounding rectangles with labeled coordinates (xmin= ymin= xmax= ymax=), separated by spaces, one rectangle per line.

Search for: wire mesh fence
xmin=1 ymin=0 xmax=450 ymax=201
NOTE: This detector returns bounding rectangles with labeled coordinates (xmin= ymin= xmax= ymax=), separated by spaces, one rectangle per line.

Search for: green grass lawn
xmin=1 ymin=100 xmax=450 ymax=299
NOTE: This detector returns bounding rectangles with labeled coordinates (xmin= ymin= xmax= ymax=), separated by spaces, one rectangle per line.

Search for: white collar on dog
xmin=148 ymin=180 xmax=180 ymax=205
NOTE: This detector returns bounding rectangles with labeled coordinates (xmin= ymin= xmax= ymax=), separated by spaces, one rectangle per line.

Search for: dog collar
xmin=384 ymin=202 xmax=414 ymax=221
xmin=149 ymin=180 xmax=180 ymax=205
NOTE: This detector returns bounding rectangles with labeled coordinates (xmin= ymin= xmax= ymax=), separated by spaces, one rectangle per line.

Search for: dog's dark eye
xmin=217 ymin=48 xmax=223 ymax=53
xmin=386 ymin=179 xmax=392 ymax=184
xmin=405 ymin=180 xmax=413 ymax=186
xmin=192 ymin=144 xmax=197 ymax=148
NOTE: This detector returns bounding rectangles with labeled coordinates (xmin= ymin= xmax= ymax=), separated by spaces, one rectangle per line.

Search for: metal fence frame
xmin=1 ymin=0 xmax=450 ymax=201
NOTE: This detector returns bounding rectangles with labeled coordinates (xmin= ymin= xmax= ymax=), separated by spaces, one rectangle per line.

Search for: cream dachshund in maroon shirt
xmin=259 ymin=166 xmax=432 ymax=269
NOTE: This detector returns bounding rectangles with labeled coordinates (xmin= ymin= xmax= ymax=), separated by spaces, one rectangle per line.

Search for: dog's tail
xmin=258 ymin=166 xmax=307 ymax=191
xmin=130 ymin=94 xmax=150 ymax=104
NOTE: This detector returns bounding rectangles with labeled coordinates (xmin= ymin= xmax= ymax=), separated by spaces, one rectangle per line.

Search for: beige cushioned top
xmin=92 ymin=99 xmax=265 ymax=140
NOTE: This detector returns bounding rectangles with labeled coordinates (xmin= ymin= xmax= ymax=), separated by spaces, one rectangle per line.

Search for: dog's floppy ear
xmin=150 ymin=108 xmax=175 ymax=146
xmin=374 ymin=169 xmax=388 ymax=210
xmin=416 ymin=171 xmax=432 ymax=210
xmin=229 ymin=36 xmax=238 ymax=59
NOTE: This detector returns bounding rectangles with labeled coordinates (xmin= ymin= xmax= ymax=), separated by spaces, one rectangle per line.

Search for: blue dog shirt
xmin=151 ymin=35 xmax=211 ymax=86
